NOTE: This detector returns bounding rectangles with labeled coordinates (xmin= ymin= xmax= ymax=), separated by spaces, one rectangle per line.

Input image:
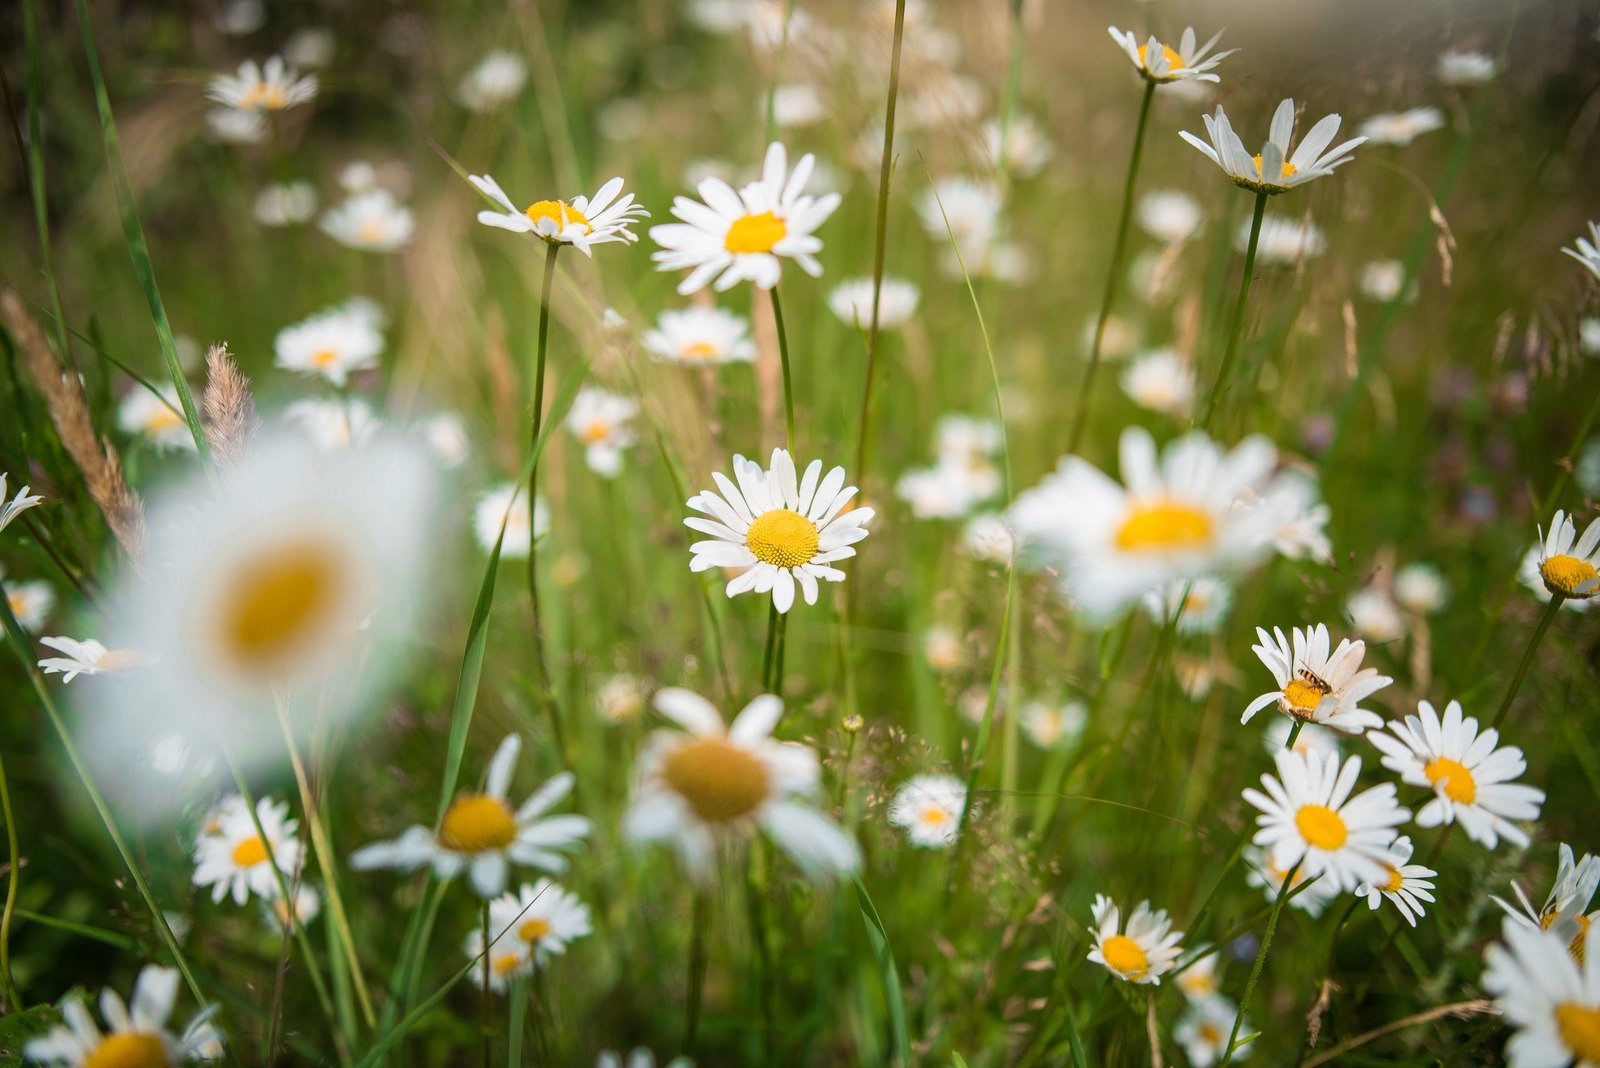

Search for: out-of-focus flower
xmin=24 ymin=965 xmax=221 ymax=1066
xmin=1394 ymin=563 xmax=1448 ymax=614
xmin=1437 ymin=50 xmax=1496 ymax=86
xmin=770 ymin=84 xmax=825 ymax=128
xmin=193 ymin=794 xmax=303 ymax=906
xmin=1242 ymin=624 xmax=1391 ymax=734
xmin=284 ymin=28 xmax=336 ymax=70
xmin=417 ymin=413 xmax=470 ymax=469
xmin=827 ymin=278 xmax=920 ymax=330
xmin=321 ymin=189 xmax=416 ymax=252
xmin=1563 ymin=222 xmax=1600 ymax=282
xmin=284 ymin=397 xmax=383 ymax=451
xmin=596 ymin=674 xmax=649 ymax=723
xmin=1021 ymin=699 xmax=1087 ymax=749
xmin=1137 ymin=191 xmax=1203 ymax=244
xmin=1121 ymin=349 xmax=1194 ymax=417
xmin=253 ymin=182 xmax=318 ymax=227
xmin=205 ymin=108 xmax=266 ymax=144
xmin=1181 ymin=98 xmax=1365 ymax=195
xmin=922 ymin=625 xmax=963 ymax=673
xmin=481 ymin=879 xmax=592 ymax=973
xmin=37 ymin=636 xmax=140 ymax=683
xmin=1143 ymin=576 xmax=1232 ymax=634
xmin=1087 ymin=895 xmax=1184 ymax=984
xmin=474 ymin=483 xmax=550 ymax=558
xmin=263 ymin=885 xmax=321 ymax=930
xmin=208 ymin=57 xmax=317 ymax=113
xmin=888 ymin=774 xmax=968 ymax=848
xmin=1246 ymin=215 xmax=1326 ymax=264
xmin=456 ymin=51 xmax=528 ymax=112
xmin=1244 ymin=844 xmax=1339 ymax=916
xmin=1481 ymin=917 xmax=1600 ymax=1066
xmin=1347 ymin=586 xmax=1405 ymax=644
xmin=0 ymin=473 xmax=44 ymax=534
xmin=564 ymin=388 xmax=638 ymax=478
xmin=1358 ymin=107 xmax=1446 ymax=146
xmin=982 ymin=114 xmax=1053 ymax=177
xmin=1359 ymin=259 xmax=1416 ymax=303
xmin=1106 ymin=26 xmax=1234 ymax=84
xmin=1176 ymin=996 xmax=1248 ymax=1066
xmin=5 ymin=578 xmax=54 ymax=631
xmin=1356 ymin=835 xmax=1437 ymax=927
xmin=215 ymin=0 xmax=264 ymax=36
xmin=642 ymin=306 xmax=757 ymax=365
xmin=963 ymin=512 xmax=1016 ymax=564
xmin=274 ymin=302 xmax=384 ymax=386
xmin=1493 ymin=842 xmax=1600 ymax=959
xmin=119 ymin=389 xmax=197 ymax=452
xmin=1264 ymin=717 xmax=1342 ymax=761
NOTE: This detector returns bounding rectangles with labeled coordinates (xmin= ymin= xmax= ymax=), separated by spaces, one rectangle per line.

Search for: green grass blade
xmin=854 ymin=876 xmax=910 ymax=1068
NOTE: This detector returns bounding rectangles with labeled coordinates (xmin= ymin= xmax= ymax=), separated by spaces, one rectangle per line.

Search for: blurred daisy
xmin=624 ymin=688 xmax=859 ymax=880
xmin=119 ymin=389 xmax=197 ymax=451
xmin=1106 ymin=26 xmax=1234 ymax=84
xmin=1534 ymin=509 xmax=1600 ymax=601
xmin=1120 ymin=349 xmax=1195 ymax=417
xmin=1265 ymin=718 xmax=1342 ymax=761
xmin=650 ymin=141 xmax=839 ymax=292
xmin=456 ymin=51 xmax=528 ymax=112
xmin=253 ymin=182 xmax=317 ymax=227
xmin=464 ymin=925 xmax=532 ymax=992
xmin=1087 ymin=895 xmax=1184 ymax=985
xmin=25 ymin=964 xmax=221 ymax=1066
xmin=284 ymin=27 xmax=335 ymax=69
xmin=1358 ymin=107 xmax=1446 ymax=146
xmin=1583 ymin=319 xmax=1600 ymax=358
xmin=1242 ymin=748 xmax=1410 ymax=892
xmin=37 ymin=636 xmax=140 ymax=683
xmin=564 ymin=388 xmax=638 ymax=478
xmin=1241 ymin=624 xmax=1391 ymax=733
xmin=1176 ymin=997 xmax=1248 ymax=1066
xmin=596 ymin=1051 xmax=691 ymax=1068
xmin=417 ymin=412 xmax=470 ymax=469
xmin=771 ymin=84 xmax=825 ymax=127
xmin=684 ymin=448 xmax=873 ymax=614
xmin=595 ymin=673 xmax=649 ymax=723
xmin=0 ymin=473 xmax=44 ymax=533
xmin=1182 ymin=98 xmax=1365 ymax=195
xmin=208 ymin=56 xmax=317 ymax=112
xmin=1175 ymin=949 xmax=1221 ymax=1002
xmin=1368 ymin=699 xmax=1545 ymax=849
xmin=1356 ymin=835 xmax=1437 ymax=927
xmin=1481 ymin=917 xmax=1600 ymax=1067
xmin=982 ymin=114 xmax=1054 ymax=177
xmin=896 ymin=463 xmax=994 ymax=521
xmin=486 ymin=879 xmax=592 ymax=968
xmin=1359 ymin=259 xmax=1416 ymax=304
xmin=321 ymin=190 xmax=416 ymax=252
xmin=1394 ymin=563 xmax=1448 ymax=614
xmin=888 ymin=774 xmax=967 ymax=848
xmin=274 ymin=304 xmax=384 ymax=386
xmin=283 ymin=397 xmax=383 ymax=451
xmin=350 ymin=735 xmax=592 ymax=897
xmin=205 ymin=108 xmax=265 ymax=144
xmin=1244 ymin=844 xmax=1339 ymax=916
xmin=642 ymin=306 xmax=757 ymax=365
xmin=338 ymin=162 xmax=379 ymax=194
xmin=1347 ymin=585 xmax=1405 ymax=644
xmin=1137 ymin=191 xmax=1203 ymax=244
xmin=1021 ymin=699 xmax=1087 ymax=749
xmin=192 ymin=794 xmax=303 ymax=905
xmin=263 ymin=884 xmax=321 ymax=930
xmin=963 ymin=512 xmax=1017 ymax=564
xmin=216 ymin=0 xmax=264 ymax=37
xmin=1495 ymin=843 xmax=1600 ymax=959
xmin=1437 ymin=50 xmax=1496 ymax=86
xmin=1262 ymin=473 xmax=1332 ymax=561
xmin=916 ymin=178 xmax=1003 ymax=250
xmin=1143 ymin=576 xmax=1232 ymax=633
xmin=1246 ymin=215 xmax=1326 ymax=264
xmin=922 ymin=625 xmax=964 ymax=673
xmin=827 ymin=278 xmax=920 ymax=329
xmin=1566 ymin=222 xmax=1600 ymax=282
xmin=6 ymin=579 xmax=54 ymax=630
xmin=473 ymin=483 xmax=550 ymax=558
xmin=471 ymin=174 xmax=646 ymax=257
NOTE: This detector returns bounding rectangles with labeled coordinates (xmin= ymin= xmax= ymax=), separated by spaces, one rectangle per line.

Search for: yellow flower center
xmin=491 ymin=950 xmax=525 ymax=976
xmin=745 ymin=508 xmax=820 ymax=568
xmin=920 ymin=805 xmax=950 ymax=825
xmin=524 ymin=200 xmax=592 ymax=235
xmin=438 ymin=794 xmax=519 ymax=854
xmin=83 ymin=1033 xmax=171 ymax=1068
xmin=1382 ymin=866 xmax=1405 ymax=893
xmin=1114 ymin=500 xmax=1215 ymax=552
xmin=313 ymin=349 xmax=340 ymax=368
xmin=1544 ymin=911 xmax=1594 ymax=963
xmin=519 ymin=917 xmax=553 ymax=944
xmin=1101 ymin=934 xmax=1150 ymax=979
xmin=580 ymin=421 xmax=611 ymax=445
xmin=231 ymin=835 xmax=269 ymax=868
xmin=1423 ymin=757 xmax=1477 ymax=804
xmin=1252 ymin=155 xmax=1300 ymax=180
xmin=725 ymin=211 xmax=788 ymax=254
xmin=1556 ymin=1002 xmax=1600 ymax=1062
xmin=1198 ymin=1022 xmax=1223 ymax=1046
xmin=241 ymin=83 xmax=288 ymax=110
xmin=1540 ymin=553 xmax=1600 ymax=597
xmin=660 ymin=736 xmax=770 ymax=823
xmin=1136 ymin=42 xmax=1185 ymax=71
xmin=218 ymin=539 xmax=345 ymax=678
xmin=1281 ymin=672 xmax=1333 ymax=719
xmin=1295 ymin=804 xmax=1348 ymax=850
xmin=680 ymin=340 xmax=720 ymax=361
xmin=146 ymin=406 xmax=185 ymax=433
xmin=357 ymin=220 xmax=386 ymax=243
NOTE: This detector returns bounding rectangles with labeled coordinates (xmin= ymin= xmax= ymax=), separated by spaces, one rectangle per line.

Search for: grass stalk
xmin=1201 ymin=190 xmax=1268 ymax=430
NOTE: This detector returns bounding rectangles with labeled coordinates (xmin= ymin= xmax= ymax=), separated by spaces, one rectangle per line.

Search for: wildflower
xmin=642 ymin=306 xmax=757 ymax=365
xmin=417 ymin=413 xmax=471 ymax=469
xmin=484 ymin=880 xmax=592 ymax=971
xmin=1121 ymin=349 xmax=1195 ymax=417
xmin=1368 ymin=699 xmax=1545 ymax=849
xmin=1246 ymin=214 xmax=1326 ymax=264
xmin=1356 ymin=836 xmax=1437 ymax=927
xmin=207 ymin=56 xmax=317 ymax=112
xmin=193 ymin=795 xmax=303 ymax=905
xmin=827 ymin=278 xmax=920 ymax=329
xmin=351 ymin=735 xmax=591 ymax=897
xmin=1176 ymin=996 xmax=1249 ymax=1066
xmin=624 ymin=688 xmax=859 ymax=880
xmin=0 ymin=473 xmax=44 ymax=533
xmin=916 ymin=178 xmax=1004 ymax=250
xmin=5 ymin=579 xmax=54 ymax=630
xmin=119 ymin=389 xmax=197 ymax=451
xmin=321 ymin=189 xmax=416 ymax=252
xmin=1358 ymin=106 xmax=1446 ymax=146
xmin=1175 ymin=949 xmax=1221 ymax=1002
xmin=472 ymin=174 xmax=646 ymax=257
xmin=263 ymin=885 xmax=321 ymax=930
xmin=888 ymin=774 xmax=967 ymax=848
xmin=922 ymin=625 xmax=964 ymax=673
xmin=25 ymin=965 xmax=221 ymax=1066
xmin=283 ymin=397 xmax=383 ymax=450
xmin=1264 ymin=718 xmax=1342 ymax=761
xmin=37 ymin=636 xmax=140 ymax=683
xmin=1482 ymin=917 xmax=1600 ymax=1067
xmin=205 ymin=108 xmax=265 ymax=144
xmin=563 ymin=388 xmax=638 ymax=478
xmin=963 ymin=513 xmax=1016 ymax=564
xmin=1182 ymin=98 xmax=1365 ymax=195
xmin=1347 ymin=586 xmax=1405 ymax=644
xmin=981 ymin=114 xmax=1054 ymax=177
xmin=1566 ymin=222 xmax=1600 ymax=283
xmin=1394 ymin=563 xmax=1448 ymax=614
xmin=284 ymin=27 xmax=335 ymax=69
xmin=1087 ymin=895 xmax=1184 ymax=984
xmin=596 ymin=1051 xmax=691 ymax=1068
xmin=253 ymin=182 xmax=318 ymax=227
xmin=456 ymin=51 xmax=528 ymax=112
xmin=1437 ymin=49 xmax=1497 ymax=86
xmin=897 ymin=463 xmax=996 ymax=521
xmin=1244 ymin=844 xmax=1340 ymax=916
xmin=1359 ymin=259 xmax=1416 ymax=304
xmin=1137 ymin=191 xmax=1203 ymax=244
xmin=1106 ymin=26 xmax=1235 ymax=84
xmin=595 ymin=674 xmax=649 ymax=723
xmin=1021 ymin=699 xmax=1087 ymax=749
xmin=1495 ymin=843 xmax=1600 ymax=960
xmin=770 ymin=84 xmax=825 ymax=127
xmin=473 ymin=483 xmax=550 ymax=558
xmin=465 ymin=925 xmax=532 ymax=991
xmin=1242 ymin=625 xmax=1391 ymax=733
xmin=274 ymin=303 xmax=384 ymax=386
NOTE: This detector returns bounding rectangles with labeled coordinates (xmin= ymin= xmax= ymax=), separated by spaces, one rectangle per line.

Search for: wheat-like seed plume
xmin=201 ymin=342 xmax=258 ymax=469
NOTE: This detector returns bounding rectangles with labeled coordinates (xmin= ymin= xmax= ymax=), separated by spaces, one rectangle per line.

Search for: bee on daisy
xmin=642 ymin=305 xmax=757 ymax=366
xmin=273 ymin=302 xmax=385 ymax=386
xmin=469 ymin=173 xmax=647 ymax=256
xmin=1355 ymin=835 xmax=1437 ymax=927
xmin=1494 ymin=843 xmax=1600 ymax=960
xmin=25 ymin=965 xmax=222 ymax=1066
xmin=1180 ymin=98 xmax=1366 ymax=196
xmin=1240 ymin=624 xmax=1393 ymax=734
xmin=887 ymin=773 xmax=968 ymax=848
xmin=1106 ymin=26 xmax=1235 ymax=84
xmin=563 ymin=388 xmax=638 ymax=478
xmin=207 ymin=55 xmax=317 ymax=113
xmin=1086 ymin=894 xmax=1184 ymax=985
xmin=192 ymin=794 xmax=304 ymax=906
xmin=1481 ymin=917 xmax=1600 ymax=1068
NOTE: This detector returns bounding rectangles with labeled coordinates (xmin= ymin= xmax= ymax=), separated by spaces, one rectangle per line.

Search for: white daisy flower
xmin=963 ymin=512 xmax=1017 ymax=565
xmin=982 ymin=114 xmax=1054 ymax=177
xmin=1137 ymin=190 xmax=1203 ymax=244
xmin=1181 ymin=98 xmax=1366 ymax=195
xmin=6 ymin=579 xmax=54 ymax=631
xmin=282 ymin=397 xmax=383 ymax=451
xmin=1241 ymin=625 xmax=1392 ymax=733
xmin=595 ymin=673 xmax=649 ymax=723
xmin=274 ymin=304 xmax=384 ymax=386
xmin=320 ymin=189 xmax=416 ymax=252
xmin=1565 ymin=223 xmax=1600 ymax=282
xmin=253 ymin=181 xmax=318 ymax=227
xmin=624 ymin=688 xmax=859 ymax=880
xmin=650 ymin=142 xmax=839 ymax=293
xmin=1495 ymin=843 xmax=1600 ymax=960
xmin=464 ymin=925 xmax=532 ymax=993
xmin=456 ymin=51 xmax=528 ymax=112
xmin=37 ymin=636 xmax=140 ymax=683
xmin=119 ymin=389 xmax=197 ymax=451
xmin=473 ymin=483 xmax=550 ymax=559
xmin=1359 ymin=259 xmax=1416 ymax=304
xmin=192 ymin=794 xmax=303 ymax=906
xmin=826 ymin=277 xmax=920 ymax=330
xmin=563 ymin=388 xmax=638 ymax=478
xmin=1244 ymin=214 xmax=1326 ymax=264
xmin=1143 ymin=576 xmax=1233 ymax=634
xmin=1175 ymin=949 xmax=1221 ymax=1003
xmin=770 ymin=83 xmax=825 ymax=128
xmin=1244 ymin=843 xmax=1340 ymax=917
xmin=1356 ymin=835 xmax=1437 ymax=927
xmin=1583 ymin=319 xmax=1600 ymax=358
xmin=1481 ymin=917 xmax=1600 ymax=1067
xmin=1347 ymin=586 xmax=1405 ymax=644
xmin=1176 ymin=996 xmax=1249 ymax=1066
xmin=595 ymin=1051 xmax=691 ymax=1068
xmin=1520 ymin=544 xmax=1593 ymax=614
xmin=1262 ymin=473 xmax=1332 ymax=561
xmin=263 ymin=884 xmax=322 ymax=930
xmin=1087 ymin=895 xmax=1184 ymax=985
xmin=1437 ymin=50 xmax=1497 ymax=86
xmin=1120 ymin=348 xmax=1195 ymax=417
xmin=1358 ymin=106 xmax=1446 ymax=146
xmin=25 ymin=964 xmax=221 ymax=1066
xmin=896 ymin=463 xmax=996 ymax=521
xmin=350 ymin=734 xmax=592 ymax=898
xmin=1264 ymin=718 xmax=1342 ymax=762
xmin=922 ymin=625 xmax=964 ymax=673
xmin=0 ymin=473 xmax=44 ymax=534
xmin=1242 ymin=748 xmax=1410 ymax=893
xmin=207 ymin=56 xmax=317 ymax=112
xmin=1106 ymin=26 xmax=1235 ymax=84
xmin=486 ymin=879 xmax=592 ymax=968
xmin=470 ymin=173 xmax=646 ymax=257
xmin=1367 ymin=699 xmax=1545 ymax=850
xmin=684 ymin=448 xmax=873 ymax=614
xmin=205 ymin=108 xmax=266 ymax=144
xmin=916 ymin=177 xmax=1004 ymax=250
xmin=888 ymin=773 xmax=968 ymax=849
xmin=337 ymin=162 xmax=379 ymax=194
xmin=641 ymin=306 xmax=757 ymax=365
xmin=417 ymin=412 xmax=471 ymax=469
xmin=1394 ymin=563 xmax=1448 ymax=615
xmin=1021 ymin=699 xmax=1087 ymax=749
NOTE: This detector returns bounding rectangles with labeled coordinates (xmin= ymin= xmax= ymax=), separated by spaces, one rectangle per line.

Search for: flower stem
xmin=481 ymin=899 xmax=493 ymax=1068
xmin=762 ymin=602 xmax=779 ymax=690
xmin=529 ymin=242 xmax=565 ymax=759
xmin=0 ymin=743 xmax=20 ymax=1012
xmin=745 ymin=844 xmax=776 ymax=1064
xmin=1220 ymin=862 xmax=1299 ymax=1067
xmin=685 ymin=889 xmax=709 ymax=1054
xmin=1066 ymin=79 xmax=1156 ymax=454
xmin=1201 ymin=190 xmax=1268 ymax=430
xmin=1283 ymin=719 xmax=1305 ymax=753
xmin=771 ymin=285 xmax=796 ymax=455
xmin=1489 ymin=593 xmax=1564 ymax=731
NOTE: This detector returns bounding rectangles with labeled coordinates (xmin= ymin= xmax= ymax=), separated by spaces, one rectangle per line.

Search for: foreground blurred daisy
xmin=274 ymin=303 xmax=384 ymax=385
xmin=624 ymin=688 xmax=859 ymax=880
xmin=1496 ymin=843 xmax=1600 ymax=959
xmin=888 ymin=774 xmax=967 ymax=849
xmin=827 ymin=277 xmax=920 ymax=330
xmin=320 ymin=189 xmax=416 ymax=253
xmin=650 ymin=141 xmax=840 ymax=293
xmin=1566 ymin=223 xmax=1600 ymax=282
xmin=37 ymin=636 xmax=140 ymax=683
xmin=1107 ymin=26 xmax=1234 ymax=85
xmin=351 ymin=735 xmax=591 ymax=897
xmin=193 ymin=794 xmax=303 ymax=905
xmin=1241 ymin=624 xmax=1392 ymax=734
xmin=642 ymin=306 xmax=757 ymax=365
xmin=1180 ymin=98 xmax=1365 ymax=195
xmin=1533 ymin=509 xmax=1600 ymax=601
xmin=1367 ymin=699 xmax=1544 ymax=849
xmin=469 ymin=173 xmax=646 ymax=256
xmin=1243 ymin=749 xmax=1409 ymax=893
xmin=473 ymin=483 xmax=550 ymax=559
xmin=684 ymin=448 xmax=873 ymax=614
xmin=1356 ymin=835 xmax=1437 ymax=927
xmin=26 ymin=964 xmax=220 ymax=1066
xmin=1438 ymin=49 xmax=1496 ymax=87
xmin=1142 ymin=576 xmax=1232 ymax=634
xmin=1482 ymin=917 xmax=1600 ymax=1067
xmin=207 ymin=56 xmax=316 ymax=112
xmin=1176 ymin=996 xmax=1249 ymax=1066
xmin=1087 ymin=895 xmax=1184 ymax=984
xmin=563 ymin=388 xmax=638 ymax=478
xmin=0 ymin=473 xmax=44 ymax=534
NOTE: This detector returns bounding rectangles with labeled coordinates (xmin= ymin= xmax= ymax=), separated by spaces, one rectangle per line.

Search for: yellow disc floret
xmin=1114 ymin=500 xmax=1215 ymax=552
xmin=524 ymin=200 xmax=592 ymax=236
xmin=746 ymin=508 xmax=820 ymax=568
xmin=83 ymin=1033 xmax=171 ymax=1068
xmin=725 ymin=211 xmax=788 ymax=254
xmin=1423 ymin=757 xmax=1477 ymax=805
xmin=1540 ymin=553 xmax=1600 ymax=597
xmin=1101 ymin=934 xmax=1150 ymax=979
xmin=438 ymin=794 xmax=519 ymax=854
xmin=661 ymin=737 xmax=770 ymax=822
xmin=1295 ymin=804 xmax=1348 ymax=850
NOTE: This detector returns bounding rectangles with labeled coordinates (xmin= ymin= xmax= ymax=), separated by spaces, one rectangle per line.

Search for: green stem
xmin=1201 ymin=190 xmax=1268 ymax=430
xmin=1220 ymin=863 xmax=1299 ymax=1067
xmin=762 ymin=603 xmax=780 ymax=691
xmin=771 ymin=286 xmax=796 ymax=455
xmin=745 ymin=846 xmax=775 ymax=1065
xmin=1066 ymin=79 xmax=1156 ymax=454
xmin=685 ymin=890 xmax=709 ymax=1054
xmin=529 ymin=242 xmax=566 ymax=762
xmin=1489 ymin=593 xmax=1563 ymax=731
xmin=481 ymin=900 xmax=493 ymax=1068
xmin=1283 ymin=719 xmax=1305 ymax=753
xmin=0 ymin=743 xmax=20 ymax=1011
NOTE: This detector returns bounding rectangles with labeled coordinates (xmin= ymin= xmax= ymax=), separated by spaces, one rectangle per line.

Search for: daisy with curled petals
xmin=350 ymin=734 xmax=592 ymax=897
xmin=1532 ymin=509 xmax=1600 ymax=602
xmin=1356 ymin=835 xmax=1437 ymax=927
xmin=1180 ymin=98 xmax=1366 ymax=196
xmin=0 ymin=472 xmax=44 ymax=534
xmin=37 ymin=636 xmax=141 ymax=683
xmin=1240 ymin=624 xmax=1392 ymax=734
xmin=192 ymin=794 xmax=303 ymax=906
xmin=468 ymin=173 xmax=647 ymax=257
xmin=624 ymin=688 xmax=859 ymax=881
xmin=1367 ymin=699 xmax=1545 ymax=850
xmin=887 ymin=774 xmax=968 ymax=849
xmin=1087 ymin=894 xmax=1184 ymax=985
xmin=684 ymin=448 xmax=873 ymax=614
xmin=1481 ymin=917 xmax=1600 ymax=1068
xmin=650 ymin=141 xmax=841 ymax=293
xmin=207 ymin=56 xmax=317 ymax=112
xmin=1496 ymin=843 xmax=1600 ymax=960
xmin=1107 ymin=26 xmax=1235 ymax=85
xmin=642 ymin=306 xmax=757 ymax=366
xmin=25 ymin=964 xmax=221 ymax=1066
xmin=1242 ymin=748 xmax=1410 ymax=893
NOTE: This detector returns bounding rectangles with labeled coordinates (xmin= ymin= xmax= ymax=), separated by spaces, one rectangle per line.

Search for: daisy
xmin=464 ymin=925 xmax=532 ymax=992
xmin=963 ymin=512 xmax=1017 ymax=564
xmin=1137 ymin=191 xmax=1203 ymax=244
xmin=1567 ymin=222 xmax=1600 ymax=283
xmin=1242 ymin=748 xmax=1410 ymax=893
xmin=916 ymin=178 xmax=1004 ymax=250
xmin=0 ymin=473 xmax=44 ymax=533
xmin=471 ymin=173 xmax=646 ymax=257
xmin=1176 ymin=997 xmax=1250 ymax=1066
xmin=1358 ymin=106 xmax=1446 ymax=146
xmin=595 ymin=673 xmax=649 ymax=723
xmin=922 ymin=625 xmax=964 ymax=673
xmin=826 ymin=277 xmax=921 ymax=330
xmin=1244 ymin=844 xmax=1340 ymax=917
xmin=1481 ymin=917 xmax=1600 ymax=1067
xmin=1175 ymin=948 xmax=1221 ymax=1002
xmin=1520 ymin=544 xmax=1594 ymax=614
xmin=896 ymin=463 xmax=996 ymax=521
xmin=1359 ymin=259 xmax=1416 ymax=304
xmin=283 ymin=397 xmax=383 ymax=451
xmin=1242 ymin=625 xmax=1391 ymax=733
xmin=1245 ymin=215 xmax=1326 ymax=264
xmin=473 ymin=483 xmax=550 ymax=558
xmin=6 ymin=578 xmax=54 ymax=630
xmin=1087 ymin=895 xmax=1184 ymax=984
xmin=274 ymin=304 xmax=384 ymax=386
xmin=456 ymin=51 xmax=528 ymax=112
xmin=1356 ymin=835 xmax=1438 ymax=927
xmin=1143 ymin=576 xmax=1233 ymax=634
xmin=487 ymin=879 xmax=592 ymax=968
xmin=596 ymin=1051 xmax=692 ymax=1068
xmin=684 ymin=448 xmax=873 ymax=614
xmin=1120 ymin=349 xmax=1195 ymax=417
xmin=1367 ymin=699 xmax=1545 ymax=849
xmin=284 ymin=27 xmax=335 ymax=69
xmin=888 ymin=774 xmax=968 ymax=848
xmin=1496 ymin=843 xmax=1600 ymax=959
xmin=25 ymin=964 xmax=221 ymax=1066
xmin=1438 ymin=50 xmax=1497 ymax=86
xmin=770 ymin=83 xmax=825 ymax=128
xmin=1020 ymin=699 xmax=1087 ymax=749
xmin=253 ymin=182 xmax=318 ymax=227
xmin=1181 ymin=98 xmax=1365 ymax=195
xmin=119 ymin=389 xmax=197 ymax=451
xmin=207 ymin=56 xmax=317 ymax=112
xmin=642 ymin=306 xmax=757 ymax=365
xmin=1106 ymin=26 xmax=1235 ymax=84
xmin=1583 ymin=318 xmax=1600 ymax=357
xmin=205 ymin=108 xmax=265 ymax=144
xmin=37 ymin=636 xmax=140 ymax=682
xmin=1394 ymin=563 xmax=1448 ymax=615
xmin=320 ymin=189 xmax=416 ymax=252
xmin=263 ymin=884 xmax=322 ymax=929
xmin=350 ymin=734 xmax=592 ymax=897
xmin=1347 ymin=586 xmax=1405 ymax=643
xmin=192 ymin=794 xmax=303 ymax=906
xmin=417 ymin=412 xmax=470 ymax=469
xmin=624 ymin=688 xmax=859 ymax=880
xmin=650 ymin=142 xmax=838 ymax=293
xmin=1262 ymin=473 xmax=1333 ymax=561
xmin=981 ymin=114 xmax=1054 ymax=177
xmin=1264 ymin=718 xmax=1342 ymax=762
xmin=563 ymin=388 xmax=638 ymax=478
